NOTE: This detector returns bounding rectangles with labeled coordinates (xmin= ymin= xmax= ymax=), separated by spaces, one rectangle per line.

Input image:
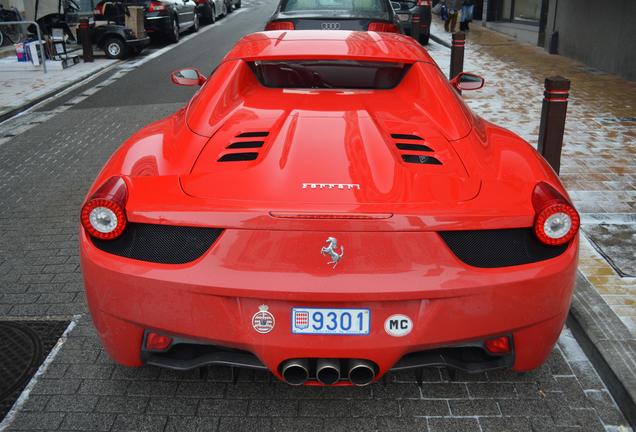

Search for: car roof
xmin=222 ymin=30 xmax=435 ymax=63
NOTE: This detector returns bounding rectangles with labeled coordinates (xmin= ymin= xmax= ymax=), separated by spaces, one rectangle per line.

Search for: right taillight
xmin=93 ymin=3 xmax=104 ymax=14
xmin=532 ymin=182 xmax=579 ymax=246
xmin=265 ymin=21 xmax=295 ymax=30
xmin=148 ymin=1 xmax=166 ymax=11
xmin=81 ymin=176 xmax=128 ymax=240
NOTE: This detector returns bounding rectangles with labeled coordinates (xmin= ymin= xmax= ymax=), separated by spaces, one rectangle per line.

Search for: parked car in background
xmin=391 ymin=0 xmax=430 ymax=44
xmin=225 ymin=0 xmax=241 ymax=13
xmin=265 ymin=0 xmax=401 ymax=32
xmin=94 ymin=0 xmax=200 ymax=43
xmin=196 ymin=0 xmax=226 ymax=23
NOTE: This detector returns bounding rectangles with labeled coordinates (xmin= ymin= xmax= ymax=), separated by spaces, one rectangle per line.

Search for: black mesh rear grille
xmin=91 ymin=223 xmax=223 ymax=264
xmin=439 ymin=228 xmax=568 ymax=268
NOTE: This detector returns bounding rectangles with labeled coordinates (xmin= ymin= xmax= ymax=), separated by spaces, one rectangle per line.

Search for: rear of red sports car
xmin=80 ymin=31 xmax=579 ymax=386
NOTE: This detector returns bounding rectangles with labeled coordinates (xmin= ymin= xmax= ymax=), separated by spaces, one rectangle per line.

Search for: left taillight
xmin=532 ymin=182 xmax=579 ymax=246
xmin=81 ymin=176 xmax=128 ymax=240
xmin=368 ymin=22 xmax=399 ymax=33
xmin=265 ymin=21 xmax=295 ymax=30
xmin=417 ymin=0 xmax=431 ymax=6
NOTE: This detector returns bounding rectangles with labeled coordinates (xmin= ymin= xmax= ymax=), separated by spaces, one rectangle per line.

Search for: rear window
xmin=281 ymin=0 xmax=387 ymax=13
xmin=249 ymin=60 xmax=411 ymax=89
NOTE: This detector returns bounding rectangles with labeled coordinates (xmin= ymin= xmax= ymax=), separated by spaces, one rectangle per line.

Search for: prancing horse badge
xmin=321 ymin=237 xmax=344 ymax=269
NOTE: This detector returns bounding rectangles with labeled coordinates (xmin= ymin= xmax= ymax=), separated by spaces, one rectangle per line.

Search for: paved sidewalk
xmin=428 ymin=18 xmax=636 ymax=335
xmin=0 ymin=56 xmax=117 ymax=122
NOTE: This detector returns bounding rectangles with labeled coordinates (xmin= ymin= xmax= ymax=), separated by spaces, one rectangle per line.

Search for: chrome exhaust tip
xmin=348 ymin=359 xmax=376 ymax=386
xmin=316 ymin=358 xmax=341 ymax=385
xmin=281 ymin=359 xmax=309 ymax=386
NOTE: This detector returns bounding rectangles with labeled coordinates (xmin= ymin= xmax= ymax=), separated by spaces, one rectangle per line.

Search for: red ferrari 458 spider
xmin=80 ymin=30 xmax=579 ymax=386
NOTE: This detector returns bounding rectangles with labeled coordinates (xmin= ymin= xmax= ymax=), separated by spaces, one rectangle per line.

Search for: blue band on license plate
xmin=291 ymin=308 xmax=370 ymax=335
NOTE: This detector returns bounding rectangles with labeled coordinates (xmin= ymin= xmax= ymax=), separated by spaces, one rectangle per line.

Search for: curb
xmin=0 ymin=60 xmax=120 ymax=124
xmin=430 ymin=32 xmax=451 ymax=48
xmin=568 ymin=272 xmax=636 ymax=427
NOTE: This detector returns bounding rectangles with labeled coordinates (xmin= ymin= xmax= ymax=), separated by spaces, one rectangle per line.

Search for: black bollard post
xmin=537 ymin=76 xmax=570 ymax=174
xmin=79 ymin=18 xmax=94 ymax=63
xmin=450 ymin=31 xmax=465 ymax=79
xmin=411 ymin=14 xmax=421 ymax=44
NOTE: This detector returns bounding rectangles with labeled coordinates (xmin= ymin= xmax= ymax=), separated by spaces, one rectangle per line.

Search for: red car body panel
xmin=80 ymin=30 xmax=578 ymax=385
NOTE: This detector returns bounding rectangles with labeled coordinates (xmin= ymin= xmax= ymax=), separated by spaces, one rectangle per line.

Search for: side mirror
xmin=171 ymin=68 xmax=206 ymax=86
xmin=450 ymin=72 xmax=485 ymax=91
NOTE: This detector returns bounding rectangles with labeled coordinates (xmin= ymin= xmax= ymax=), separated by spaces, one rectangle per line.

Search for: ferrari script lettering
xmin=302 ymin=183 xmax=360 ymax=190
xmin=321 ymin=237 xmax=344 ymax=269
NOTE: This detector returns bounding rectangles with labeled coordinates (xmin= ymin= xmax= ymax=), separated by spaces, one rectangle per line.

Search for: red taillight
xmin=485 ymin=336 xmax=511 ymax=354
xmin=148 ymin=1 xmax=166 ymax=11
xmin=532 ymin=182 xmax=580 ymax=246
xmin=417 ymin=0 xmax=431 ymax=6
xmin=368 ymin=22 xmax=399 ymax=33
xmin=265 ymin=21 xmax=295 ymax=30
xmin=80 ymin=176 xmax=128 ymax=240
xmin=145 ymin=332 xmax=173 ymax=351
xmin=93 ymin=3 xmax=104 ymax=14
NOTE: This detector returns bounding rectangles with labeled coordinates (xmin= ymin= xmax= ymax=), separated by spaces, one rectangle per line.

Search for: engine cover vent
xmin=218 ymin=152 xmax=259 ymax=162
xmin=401 ymin=154 xmax=443 ymax=165
xmin=217 ymin=132 xmax=269 ymax=162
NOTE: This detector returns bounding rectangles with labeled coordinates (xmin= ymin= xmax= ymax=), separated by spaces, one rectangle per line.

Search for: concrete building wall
xmin=546 ymin=0 xmax=636 ymax=81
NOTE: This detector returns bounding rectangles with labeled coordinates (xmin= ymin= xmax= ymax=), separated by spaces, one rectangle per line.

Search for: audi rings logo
xmin=321 ymin=22 xmax=341 ymax=30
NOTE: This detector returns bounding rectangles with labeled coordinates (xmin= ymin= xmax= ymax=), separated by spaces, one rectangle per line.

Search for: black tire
xmin=103 ymin=37 xmax=127 ymax=59
xmin=235 ymin=0 xmax=240 ymax=8
xmin=168 ymin=16 xmax=179 ymax=43
xmin=225 ymin=0 xmax=232 ymax=13
xmin=419 ymin=32 xmax=430 ymax=45
xmin=210 ymin=4 xmax=216 ymax=23
xmin=191 ymin=12 xmax=200 ymax=32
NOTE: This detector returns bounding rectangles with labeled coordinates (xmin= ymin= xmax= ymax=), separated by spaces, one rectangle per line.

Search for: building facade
xmin=481 ymin=0 xmax=635 ymax=81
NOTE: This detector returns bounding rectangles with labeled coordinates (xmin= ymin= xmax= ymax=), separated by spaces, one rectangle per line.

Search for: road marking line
xmin=0 ymin=316 xmax=81 ymax=432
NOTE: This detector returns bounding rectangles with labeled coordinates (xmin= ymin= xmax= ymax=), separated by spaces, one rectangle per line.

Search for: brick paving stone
xmin=197 ymin=399 xmax=248 ymax=417
xmin=399 ymin=399 xmax=450 ymax=417
xmin=111 ymin=414 xmax=168 ymax=432
xmin=427 ymin=417 xmax=481 ymax=432
xmin=217 ymin=416 xmax=272 ymax=432
xmin=94 ymin=396 xmax=149 ymax=414
xmin=8 ymin=412 xmax=66 ymax=430
xmin=164 ymin=416 xmax=219 ymax=432
xmin=45 ymin=395 xmax=99 ymax=412
xmin=480 ymin=417 xmax=534 ymax=432
xmin=59 ymin=413 xmax=115 ymax=431
xmin=448 ymin=399 xmax=501 ymax=416
xmin=146 ymin=397 xmax=199 ymax=416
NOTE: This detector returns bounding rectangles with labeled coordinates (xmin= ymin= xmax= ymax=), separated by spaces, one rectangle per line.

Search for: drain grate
xmin=0 ymin=321 xmax=69 ymax=420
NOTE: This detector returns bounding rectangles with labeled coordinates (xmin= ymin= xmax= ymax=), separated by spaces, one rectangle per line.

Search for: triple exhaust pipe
xmin=280 ymin=358 xmax=376 ymax=386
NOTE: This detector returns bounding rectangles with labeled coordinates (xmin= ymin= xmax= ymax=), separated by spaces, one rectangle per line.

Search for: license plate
xmin=292 ymin=308 xmax=370 ymax=335
xmin=398 ymin=13 xmax=410 ymax=21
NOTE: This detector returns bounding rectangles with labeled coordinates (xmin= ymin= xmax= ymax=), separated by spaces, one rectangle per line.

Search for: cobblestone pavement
xmin=0 ymin=14 xmax=633 ymax=432
xmin=428 ymin=19 xmax=636 ymax=335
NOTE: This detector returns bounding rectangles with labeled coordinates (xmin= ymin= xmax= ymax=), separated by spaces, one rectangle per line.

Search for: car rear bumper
xmin=80 ymin=228 xmax=578 ymax=385
xmin=144 ymin=15 xmax=172 ymax=34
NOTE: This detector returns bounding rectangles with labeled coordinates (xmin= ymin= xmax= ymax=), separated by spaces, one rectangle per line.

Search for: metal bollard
xmin=450 ymin=31 xmax=465 ymax=79
xmin=411 ymin=14 xmax=420 ymax=44
xmin=537 ymin=76 xmax=570 ymax=174
xmin=79 ymin=18 xmax=94 ymax=63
